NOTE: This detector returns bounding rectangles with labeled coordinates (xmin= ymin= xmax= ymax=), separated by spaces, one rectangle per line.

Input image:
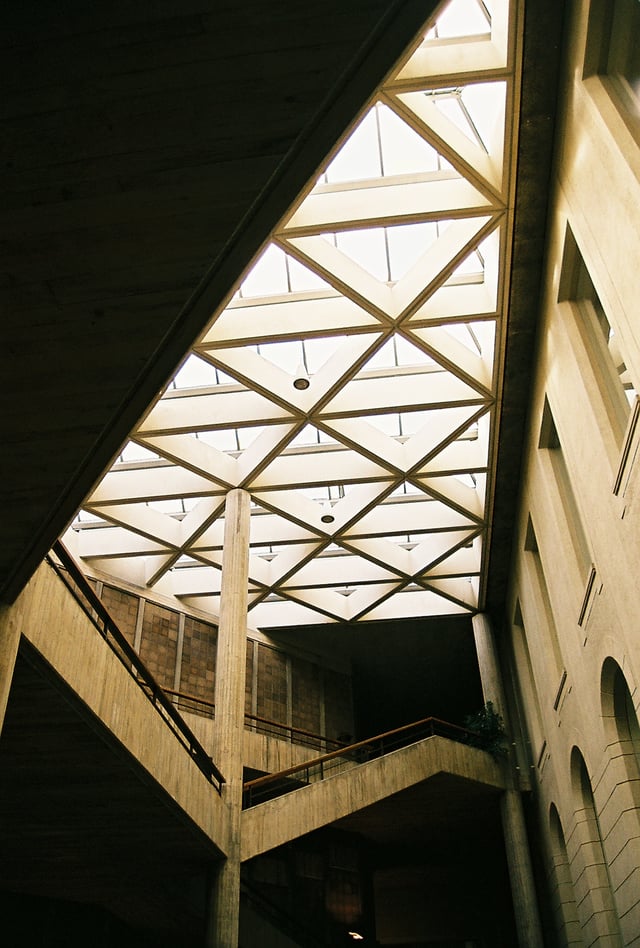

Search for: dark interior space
xmin=0 ymin=891 xmax=162 ymax=948
xmin=243 ymin=776 xmax=517 ymax=947
xmin=0 ymin=650 xmax=217 ymax=947
xmin=271 ymin=615 xmax=484 ymax=740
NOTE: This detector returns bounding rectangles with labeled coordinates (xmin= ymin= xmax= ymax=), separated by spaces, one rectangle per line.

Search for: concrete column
xmin=206 ymin=489 xmax=251 ymax=948
xmin=472 ymin=613 xmax=544 ymax=948
xmin=0 ymin=601 xmax=22 ymax=738
xmin=472 ymin=611 xmax=507 ymax=720
xmin=500 ymin=788 xmax=545 ymax=948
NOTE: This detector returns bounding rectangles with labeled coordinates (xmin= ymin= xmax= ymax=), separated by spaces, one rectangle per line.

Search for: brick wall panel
xmin=291 ymin=656 xmax=321 ymax=735
xmin=256 ymin=644 xmax=288 ymax=724
xmin=180 ymin=616 xmax=217 ymax=702
xmin=139 ymin=602 xmax=179 ymax=690
xmin=100 ymin=585 xmax=139 ymax=646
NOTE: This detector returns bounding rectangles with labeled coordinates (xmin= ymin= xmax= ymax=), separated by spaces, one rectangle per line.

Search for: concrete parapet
xmin=241 ymin=734 xmax=506 ymax=861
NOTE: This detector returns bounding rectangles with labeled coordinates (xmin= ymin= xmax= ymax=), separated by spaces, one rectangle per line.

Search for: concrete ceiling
xmin=1 ymin=0 xmax=436 ymax=604
xmin=0 ymin=0 xmax=565 ymax=624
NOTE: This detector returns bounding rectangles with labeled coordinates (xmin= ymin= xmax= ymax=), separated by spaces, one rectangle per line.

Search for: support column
xmin=472 ymin=613 xmax=544 ymax=948
xmin=472 ymin=611 xmax=507 ymax=719
xmin=206 ymin=489 xmax=251 ymax=948
xmin=0 ymin=600 xmax=22 ymax=738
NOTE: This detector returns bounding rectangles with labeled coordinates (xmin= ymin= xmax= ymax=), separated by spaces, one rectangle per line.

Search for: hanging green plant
xmin=463 ymin=701 xmax=509 ymax=760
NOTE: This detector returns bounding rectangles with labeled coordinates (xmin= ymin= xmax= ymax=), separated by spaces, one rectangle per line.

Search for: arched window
xmin=599 ymin=657 xmax=640 ymax=943
xmin=548 ymin=804 xmax=580 ymax=946
xmin=569 ymin=747 xmax=623 ymax=944
xmin=602 ymin=657 xmax=640 ymax=785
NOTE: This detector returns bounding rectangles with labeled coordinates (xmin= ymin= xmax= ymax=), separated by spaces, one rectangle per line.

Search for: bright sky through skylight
xmin=68 ymin=0 xmax=516 ymax=627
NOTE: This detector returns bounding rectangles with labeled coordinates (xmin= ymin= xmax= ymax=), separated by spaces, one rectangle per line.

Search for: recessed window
xmin=585 ymin=0 xmax=640 ymax=131
xmin=559 ymin=226 xmax=635 ymax=443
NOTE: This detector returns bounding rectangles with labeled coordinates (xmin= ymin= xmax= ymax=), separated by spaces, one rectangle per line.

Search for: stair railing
xmin=46 ymin=541 xmax=225 ymax=792
xmin=243 ymin=715 xmax=479 ymax=807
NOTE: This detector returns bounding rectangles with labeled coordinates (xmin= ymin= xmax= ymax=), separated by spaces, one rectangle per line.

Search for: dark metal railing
xmin=245 ymin=712 xmax=347 ymax=753
xmin=164 ymin=687 xmax=216 ymax=720
xmin=243 ymin=715 xmax=481 ymax=808
xmin=164 ymin=686 xmax=348 ymax=753
xmin=46 ymin=541 xmax=225 ymax=793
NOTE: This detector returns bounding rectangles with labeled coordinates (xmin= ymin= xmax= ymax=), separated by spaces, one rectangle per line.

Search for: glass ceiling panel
xmin=171 ymin=354 xmax=220 ymax=390
xmin=119 ymin=442 xmax=159 ymax=464
xmin=359 ymin=336 xmax=437 ymax=373
xmin=324 ymin=220 xmax=450 ymax=285
xmin=286 ymin=425 xmax=341 ymax=450
xmin=146 ymin=497 xmax=199 ymax=517
xmin=425 ymin=0 xmax=491 ymax=40
xmin=64 ymin=0 xmax=519 ymax=627
xmin=240 ymin=244 xmax=289 ymax=297
xmin=377 ymin=104 xmax=443 ymax=176
xmin=324 ymin=109 xmax=382 ymax=183
xmin=423 ymin=83 xmax=506 ymax=155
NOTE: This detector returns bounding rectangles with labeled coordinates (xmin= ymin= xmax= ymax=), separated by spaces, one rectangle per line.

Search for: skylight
xmin=66 ymin=0 xmax=518 ymax=628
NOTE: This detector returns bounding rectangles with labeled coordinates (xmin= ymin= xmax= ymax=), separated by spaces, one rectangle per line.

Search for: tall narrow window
xmin=538 ymin=398 xmax=592 ymax=582
xmin=559 ymin=227 xmax=635 ymax=444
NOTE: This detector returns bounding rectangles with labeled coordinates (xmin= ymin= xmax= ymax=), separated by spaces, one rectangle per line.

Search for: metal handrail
xmin=46 ymin=541 xmax=225 ymax=793
xmin=245 ymin=712 xmax=347 ymax=751
xmin=164 ymin=687 xmax=216 ymax=718
xmin=164 ymin=686 xmax=348 ymax=752
xmin=243 ymin=715 xmax=481 ymax=807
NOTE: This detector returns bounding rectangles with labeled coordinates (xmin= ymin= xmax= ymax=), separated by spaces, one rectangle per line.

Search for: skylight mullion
xmin=374 ymin=102 xmax=386 ymax=178
xmin=399 ymin=328 xmax=495 ymax=396
xmin=282 ymin=179 xmax=493 ymax=237
xmin=87 ymin=465 xmax=216 ymax=506
xmin=320 ymin=370 xmax=487 ymax=417
xmin=280 ymin=234 xmax=396 ymax=324
xmin=202 ymin=296 xmax=378 ymax=347
xmin=137 ymin=390 xmax=293 ymax=436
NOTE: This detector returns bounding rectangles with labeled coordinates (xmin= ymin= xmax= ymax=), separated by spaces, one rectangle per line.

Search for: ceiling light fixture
xmin=293 ymin=363 xmax=310 ymax=390
xmin=320 ymin=501 xmax=335 ymax=524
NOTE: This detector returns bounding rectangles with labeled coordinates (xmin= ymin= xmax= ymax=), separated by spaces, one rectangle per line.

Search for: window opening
xmin=586 ymin=0 xmax=640 ymax=128
xmin=560 ymin=227 xmax=635 ymax=445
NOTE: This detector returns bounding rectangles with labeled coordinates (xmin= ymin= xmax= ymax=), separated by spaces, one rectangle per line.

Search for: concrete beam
xmin=13 ymin=560 xmax=229 ymax=855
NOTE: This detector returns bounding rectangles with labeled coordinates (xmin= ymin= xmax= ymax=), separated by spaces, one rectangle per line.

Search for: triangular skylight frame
xmin=65 ymin=0 xmax=520 ymax=628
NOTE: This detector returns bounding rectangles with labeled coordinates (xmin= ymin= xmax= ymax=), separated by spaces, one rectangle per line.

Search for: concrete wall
xmin=505 ymin=2 xmax=640 ymax=944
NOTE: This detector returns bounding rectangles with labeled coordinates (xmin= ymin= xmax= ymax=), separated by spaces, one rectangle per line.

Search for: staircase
xmin=241 ymin=721 xmax=512 ymax=862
